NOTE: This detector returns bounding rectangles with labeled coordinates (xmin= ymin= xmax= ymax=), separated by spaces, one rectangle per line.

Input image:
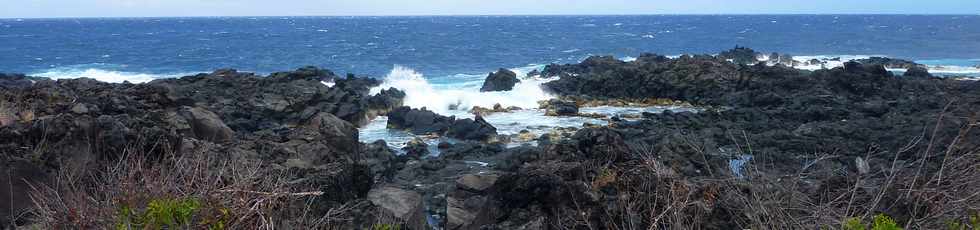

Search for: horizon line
xmin=3 ymin=13 xmax=979 ymax=20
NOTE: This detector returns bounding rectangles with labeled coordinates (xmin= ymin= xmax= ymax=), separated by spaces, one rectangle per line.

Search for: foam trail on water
xmin=32 ymin=67 xmax=188 ymax=83
xmin=371 ymin=65 xmax=555 ymax=115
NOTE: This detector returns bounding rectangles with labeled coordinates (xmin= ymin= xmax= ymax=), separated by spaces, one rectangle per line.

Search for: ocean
xmin=3 ymin=15 xmax=980 ymax=147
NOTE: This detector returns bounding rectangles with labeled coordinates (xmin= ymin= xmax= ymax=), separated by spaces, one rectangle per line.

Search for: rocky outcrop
xmin=446 ymin=115 xmax=498 ymax=142
xmin=540 ymin=99 xmax=578 ymax=116
xmin=468 ymin=49 xmax=980 ymax=229
xmin=903 ymin=66 xmax=933 ymax=78
xmin=0 ymin=66 xmax=404 ymax=227
xmin=480 ymin=68 xmax=520 ymax=92
xmin=718 ymin=46 xmax=759 ymax=65
xmin=855 ymin=57 xmax=926 ymax=69
xmin=447 ymin=174 xmax=500 ymax=230
xmin=542 ymin=54 xmax=739 ymax=104
xmin=387 ymin=106 xmax=498 ymax=142
xmin=368 ymin=186 xmax=429 ymax=230
xmin=176 ymin=106 xmax=234 ymax=142
xmin=387 ymin=106 xmax=455 ymax=135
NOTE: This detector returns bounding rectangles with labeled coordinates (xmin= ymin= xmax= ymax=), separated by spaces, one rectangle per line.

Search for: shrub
xmin=28 ymin=142 xmax=359 ymax=229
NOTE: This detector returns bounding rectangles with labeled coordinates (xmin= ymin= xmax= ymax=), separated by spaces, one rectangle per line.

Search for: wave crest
xmin=32 ymin=67 xmax=184 ymax=83
xmin=371 ymin=65 xmax=555 ymax=115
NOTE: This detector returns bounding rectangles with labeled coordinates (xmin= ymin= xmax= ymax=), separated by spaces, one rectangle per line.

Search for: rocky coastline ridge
xmin=2 ymin=48 xmax=979 ymax=229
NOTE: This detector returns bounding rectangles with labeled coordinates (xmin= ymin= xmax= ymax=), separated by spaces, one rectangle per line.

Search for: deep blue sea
xmin=3 ymin=15 xmax=980 ymax=147
xmin=2 ymin=15 xmax=980 ymax=79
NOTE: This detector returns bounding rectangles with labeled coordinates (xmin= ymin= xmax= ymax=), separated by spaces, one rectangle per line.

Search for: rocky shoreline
xmin=2 ymin=48 xmax=979 ymax=229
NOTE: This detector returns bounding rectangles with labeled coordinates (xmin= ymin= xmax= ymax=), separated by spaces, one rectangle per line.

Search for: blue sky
xmin=2 ymin=0 xmax=979 ymax=18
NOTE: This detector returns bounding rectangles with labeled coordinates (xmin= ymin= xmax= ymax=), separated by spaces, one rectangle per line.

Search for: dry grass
xmin=546 ymin=113 xmax=979 ymax=230
xmin=27 ymin=140 xmax=363 ymax=229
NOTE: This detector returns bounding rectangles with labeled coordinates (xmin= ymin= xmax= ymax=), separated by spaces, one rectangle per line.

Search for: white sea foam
xmin=32 ymin=68 xmax=185 ymax=83
xmin=780 ymin=55 xmax=980 ymax=76
xmin=370 ymin=65 xmax=555 ymax=115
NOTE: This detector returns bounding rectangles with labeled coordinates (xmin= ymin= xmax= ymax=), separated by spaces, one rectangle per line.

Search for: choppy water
xmin=3 ymin=15 xmax=979 ymax=147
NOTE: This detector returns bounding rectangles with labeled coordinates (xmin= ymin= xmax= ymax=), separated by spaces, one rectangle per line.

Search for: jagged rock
xmin=403 ymin=138 xmax=430 ymax=159
xmin=177 ymin=106 xmax=234 ymax=143
xmin=446 ymin=115 xmax=498 ymax=142
xmin=387 ymin=106 xmax=455 ymax=135
xmin=480 ymin=68 xmax=520 ymax=92
xmin=368 ymin=186 xmax=429 ymax=230
xmin=456 ymin=174 xmax=499 ymax=192
xmin=719 ymin=46 xmax=759 ymax=65
xmin=904 ymin=66 xmax=932 ymax=78
xmin=856 ymin=57 xmax=925 ymax=69
xmin=542 ymin=99 xmax=578 ymax=116
xmin=70 ymin=103 xmax=90 ymax=114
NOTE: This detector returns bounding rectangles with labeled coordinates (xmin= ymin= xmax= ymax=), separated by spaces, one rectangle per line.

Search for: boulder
xmin=368 ymin=186 xmax=429 ymax=230
xmin=403 ymin=138 xmax=430 ymax=159
xmin=446 ymin=115 xmax=498 ymax=142
xmin=456 ymin=174 xmax=499 ymax=192
xmin=903 ymin=66 xmax=932 ymax=78
xmin=480 ymin=68 xmax=520 ymax=92
xmin=387 ymin=106 xmax=455 ymax=135
xmin=177 ymin=106 xmax=234 ymax=143
xmin=718 ymin=46 xmax=759 ymax=65
xmin=543 ymin=99 xmax=578 ymax=116
xmin=856 ymin=57 xmax=925 ymax=69
xmin=447 ymin=174 xmax=500 ymax=230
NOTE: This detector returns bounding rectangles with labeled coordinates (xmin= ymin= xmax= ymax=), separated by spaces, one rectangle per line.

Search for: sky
xmin=1 ymin=0 xmax=979 ymax=18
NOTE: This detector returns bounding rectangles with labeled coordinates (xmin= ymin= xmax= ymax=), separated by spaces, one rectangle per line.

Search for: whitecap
xmin=32 ymin=67 xmax=189 ymax=83
xmin=642 ymin=34 xmax=655 ymax=39
xmin=370 ymin=65 xmax=556 ymax=115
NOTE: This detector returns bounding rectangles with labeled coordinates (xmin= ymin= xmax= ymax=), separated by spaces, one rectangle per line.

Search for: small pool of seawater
xmin=359 ymin=105 xmax=699 ymax=154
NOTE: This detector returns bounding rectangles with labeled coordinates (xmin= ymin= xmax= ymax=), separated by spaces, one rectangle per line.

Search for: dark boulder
xmin=718 ymin=46 xmax=759 ymax=65
xmin=903 ymin=66 xmax=932 ymax=78
xmin=480 ymin=68 xmax=520 ymax=92
xmin=403 ymin=138 xmax=430 ymax=159
xmin=387 ymin=106 xmax=455 ymax=135
xmin=855 ymin=57 xmax=925 ymax=69
xmin=446 ymin=115 xmax=498 ymax=142
xmin=542 ymin=99 xmax=578 ymax=116
xmin=177 ymin=106 xmax=235 ymax=143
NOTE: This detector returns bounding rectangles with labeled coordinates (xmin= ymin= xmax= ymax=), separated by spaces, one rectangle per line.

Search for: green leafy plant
xmin=370 ymin=223 xmax=403 ymax=230
xmin=143 ymin=198 xmax=201 ymax=228
xmin=872 ymin=214 xmax=902 ymax=230
xmin=115 ymin=197 xmax=201 ymax=230
xmin=842 ymin=214 xmax=903 ymax=230
xmin=844 ymin=217 xmax=867 ymax=230
xmin=947 ymin=212 xmax=980 ymax=230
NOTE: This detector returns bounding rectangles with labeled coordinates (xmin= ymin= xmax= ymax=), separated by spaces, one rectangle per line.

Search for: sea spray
xmin=370 ymin=65 xmax=556 ymax=115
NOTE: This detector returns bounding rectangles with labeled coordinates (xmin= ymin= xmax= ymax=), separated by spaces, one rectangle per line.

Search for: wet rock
xmin=446 ymin=115 xmax=498 ymax=142
xmin=718 ymin=46 xmax=759 ymax=65
xmin=469 ymin=103 xmax=519 ymax=116
xmin=904 ymin=66 xmax=932 ymax=78
xmin=387 ymin=106 xmax=455 ymax=135
xmin=403 ymin=138 xmax=430 ymax=159
xmin=526 ymin=69 xmax=541 ymax=77
xmin=480 ymin=68 xmax=520 ymax=92
xmin=856 ymin=57 xmax=925 ymax=69
xmin=368 ymin=186 xmax=429 ymax=230
xmin=542 ymin=99 xmax=578 ymax=116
